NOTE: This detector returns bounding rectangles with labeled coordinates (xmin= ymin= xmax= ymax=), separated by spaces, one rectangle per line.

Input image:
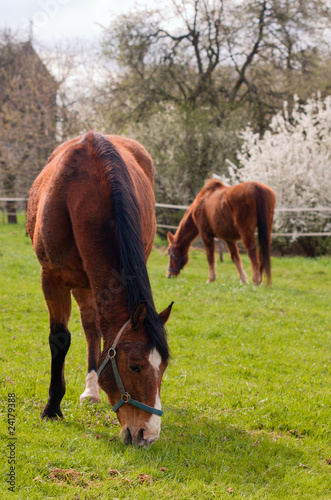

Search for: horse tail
xmin=255 ymin=185 xmax=272 ymax=286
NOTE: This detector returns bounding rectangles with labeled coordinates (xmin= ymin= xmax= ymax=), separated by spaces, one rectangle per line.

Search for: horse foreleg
xmin=201 ymin=234 xmax=216 ymax=283
xmin=72 ymin=289 xmax=101 ymax=404
xmin=41 ymin=269 xmax=72 ymax=419
xmin=225 ymin=241 xmax=248 ymax=284
xmin=241 ymin=235 xmax=261 ymax=285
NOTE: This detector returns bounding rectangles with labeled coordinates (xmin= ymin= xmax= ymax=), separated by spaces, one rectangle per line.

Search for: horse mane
xmin=91 ymin=132 xmax=169 ymax=361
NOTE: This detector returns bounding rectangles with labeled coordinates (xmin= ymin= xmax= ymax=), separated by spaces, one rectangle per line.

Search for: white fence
xmin=1 ymin=198 xmax=331 ymax=237
xmin=155 ymin=203 xmax=331 ymax=237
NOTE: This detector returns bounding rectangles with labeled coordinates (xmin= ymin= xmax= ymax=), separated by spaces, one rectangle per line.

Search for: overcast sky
xmin=1 ymin=0 xmax=155 ymax=46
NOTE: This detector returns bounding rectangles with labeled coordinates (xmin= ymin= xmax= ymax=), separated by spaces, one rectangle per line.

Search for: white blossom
xmin=225 ymin=95 xmax=331 ymax=236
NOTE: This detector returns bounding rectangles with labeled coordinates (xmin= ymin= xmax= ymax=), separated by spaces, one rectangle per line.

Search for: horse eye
xmin=129 ymin=363 xmax=141 ymax=374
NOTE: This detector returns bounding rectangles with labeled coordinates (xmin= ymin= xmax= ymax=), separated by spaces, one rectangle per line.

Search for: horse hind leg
xmin=241 ymin=234 xmax=261 ymax=286
xmin=201 ymin=233 xmax=216 ymax=283
xmin=41 ymin=269 xmax=72 ymax=419
xmin=72 ymin=289 xmax=101 ymax=404
xmin=225 ymin=241 xmax=249 ymax=284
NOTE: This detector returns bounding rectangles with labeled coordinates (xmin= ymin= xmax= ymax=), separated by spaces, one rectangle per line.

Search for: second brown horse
xmin=167 ymin=179 xmax=276 ymax=285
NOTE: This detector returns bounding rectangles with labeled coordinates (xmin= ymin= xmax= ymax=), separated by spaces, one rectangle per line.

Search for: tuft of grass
xmin=0 ymin=219 xmax=330 ymax=499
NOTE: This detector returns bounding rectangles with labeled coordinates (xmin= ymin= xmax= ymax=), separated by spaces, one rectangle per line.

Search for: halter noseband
xmin=97 ymin=319 xmax=164 ymax=417
xmin=168 ymin=247 xmax=182 ymax=274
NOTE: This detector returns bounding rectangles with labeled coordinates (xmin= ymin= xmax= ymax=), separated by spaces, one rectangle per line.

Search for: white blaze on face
xmin=144 ymin=348 xmax=162 ymax=440
xmin=149 ymin=347 xmax=162 ymax=373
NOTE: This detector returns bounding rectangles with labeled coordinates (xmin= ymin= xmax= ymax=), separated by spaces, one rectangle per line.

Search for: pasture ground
xmin=0 ymin=218 xmax=330 ymax=499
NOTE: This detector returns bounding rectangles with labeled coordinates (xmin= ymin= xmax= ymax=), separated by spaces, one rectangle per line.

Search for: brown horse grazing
xmin=26 ymin=131 xmax=173 ymax=446
xmin=167 ymin=179 xmax=276 ymax=285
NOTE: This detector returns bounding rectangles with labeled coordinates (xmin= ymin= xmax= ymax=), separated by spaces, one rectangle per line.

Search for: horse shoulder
xmin=46 ymin=135 xmax=84 ymax=165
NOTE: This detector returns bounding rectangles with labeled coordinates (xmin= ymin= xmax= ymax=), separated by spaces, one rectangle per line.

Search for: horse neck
xmin=174 ymin=206 xmax=199 ymax=253
xmin=94 ymin=281 xmax=129 ymax=343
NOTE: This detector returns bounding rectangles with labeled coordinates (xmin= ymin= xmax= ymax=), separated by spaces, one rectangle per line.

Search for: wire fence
xmin=1 ymin=198 xmax=331 ymax=237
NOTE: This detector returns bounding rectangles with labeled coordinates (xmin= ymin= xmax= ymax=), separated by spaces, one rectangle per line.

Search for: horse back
xmin=216 ymin=182 xmax=275 ymax=240
xmin=194 ymin=180 xmax=275 ymax=241
xmin=227 ymin=182 xmax=275 ymax=224
xmin=26 ymin=132 xmax=156 ymax=286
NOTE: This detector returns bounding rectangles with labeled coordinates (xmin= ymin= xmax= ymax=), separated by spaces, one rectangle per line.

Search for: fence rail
xmin=155 ymin=202 xmax=331 ymax=213
xmin=1 ymin=198 xmax=331 ymax=237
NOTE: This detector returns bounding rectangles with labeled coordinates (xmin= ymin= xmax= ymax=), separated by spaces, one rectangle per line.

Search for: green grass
xmin=1 ymin=219 xmax=331 ymax=499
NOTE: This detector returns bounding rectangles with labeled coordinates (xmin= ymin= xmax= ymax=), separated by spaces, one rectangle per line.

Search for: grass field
xmin=1 ymin=218 xmax=331 ymax=499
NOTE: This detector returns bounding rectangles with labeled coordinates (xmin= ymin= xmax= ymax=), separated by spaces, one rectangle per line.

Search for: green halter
xmin=97 ymin=319 xmax=164 ymax=417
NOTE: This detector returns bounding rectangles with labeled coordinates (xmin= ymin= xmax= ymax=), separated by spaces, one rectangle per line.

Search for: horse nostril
xmin=123 ymin=426 xmax=133 ymax=445
xmin=138 ymin=428 xmax=146 ymax=442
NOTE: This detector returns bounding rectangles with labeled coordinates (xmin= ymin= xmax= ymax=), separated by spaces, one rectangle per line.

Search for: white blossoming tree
xmin=225 ymin=95 xmax=331 ymax=254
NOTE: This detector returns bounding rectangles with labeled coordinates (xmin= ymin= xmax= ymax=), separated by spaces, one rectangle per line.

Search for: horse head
xmin=166 ymin=232 xmax=187 ymax=278
xmin=97 ymin=302 xmax=173 ymax=446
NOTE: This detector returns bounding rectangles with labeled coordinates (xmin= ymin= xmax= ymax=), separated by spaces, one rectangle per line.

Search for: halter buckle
xmin=108 ymin=347 xmax=116 ymax=359
xmin=122 ymin=392 xmax=131 ymax=403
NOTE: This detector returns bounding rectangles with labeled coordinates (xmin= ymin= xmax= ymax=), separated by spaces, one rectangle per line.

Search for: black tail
xmin=255 ymin=185 xmax=272 ymax=285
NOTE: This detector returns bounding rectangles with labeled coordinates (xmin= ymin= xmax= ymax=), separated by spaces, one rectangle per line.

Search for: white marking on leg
xmin=80 ymin=370 xmax=101 ymax=404
xmin=240 ymin=270 xmax=249 ymax=284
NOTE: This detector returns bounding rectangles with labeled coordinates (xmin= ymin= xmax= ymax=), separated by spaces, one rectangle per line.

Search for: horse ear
xmin=131 ymin=302 xmax=147 ymax=329
xmin=158 ymin=302 xmax=174 ymax=325
xmin=167 ymin=231 xmax=174 ymax=244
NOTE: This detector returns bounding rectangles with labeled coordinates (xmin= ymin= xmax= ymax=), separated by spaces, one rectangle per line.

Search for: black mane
xmin=92 ymin=133 xmax=169 ymax=361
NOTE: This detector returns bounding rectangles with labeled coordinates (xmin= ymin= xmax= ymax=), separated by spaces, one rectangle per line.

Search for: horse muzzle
xmin=121 ymin=425 xmax=160 ymax=446
xmin=166 ymin=270 xmax=178 ymax=278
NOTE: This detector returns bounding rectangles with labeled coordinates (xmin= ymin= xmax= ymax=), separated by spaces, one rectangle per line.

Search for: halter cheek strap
xmin=168 ymin=249 xmax=182 ymax=274
xmin=97 ymin=319 xmax=164 ymax=417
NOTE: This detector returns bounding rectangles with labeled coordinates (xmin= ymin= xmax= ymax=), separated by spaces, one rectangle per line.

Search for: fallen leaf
xmin=49 ymin=468 xmax=86 ymax=486
xmin=138 ymin=473 xmax=153 ymax=484
xmin=120 ymin=478 xmax=133 ymax=485
xmin=160 ymin=467 xmax=167 ymax=472
xmin=108 ymin=469 xmax=119 ymax=476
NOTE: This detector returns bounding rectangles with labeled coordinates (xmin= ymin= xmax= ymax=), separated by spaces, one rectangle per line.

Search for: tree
xmin=99 ymin=0 xmax=331 ymax=129
xmin=92 ymin=0 xmax=331 ymax=228
xmin=225 ymin=94 xmax=331 ymax=255
xmin=0 ymin=32 xmax=57 ymax=222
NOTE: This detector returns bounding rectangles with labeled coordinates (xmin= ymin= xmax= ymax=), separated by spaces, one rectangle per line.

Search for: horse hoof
xmin=41 ymin=406 xmax=63 ymax=420
xmin=80 ymin=394 xmax=101 ymax=405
